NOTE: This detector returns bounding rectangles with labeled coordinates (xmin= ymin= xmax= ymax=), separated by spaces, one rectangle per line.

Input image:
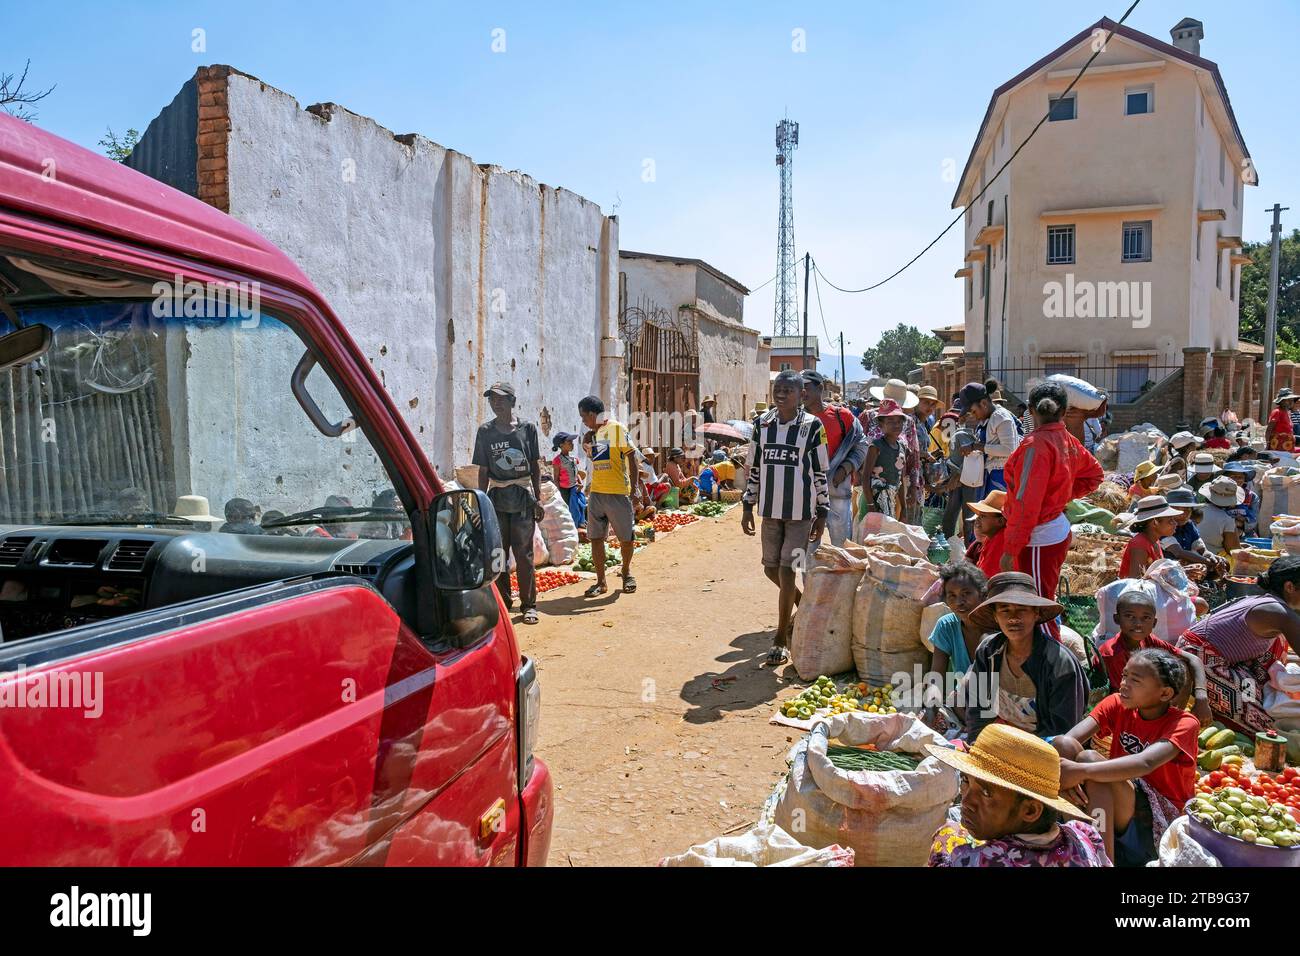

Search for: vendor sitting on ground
xmin=925 ymin=723 xmax=1110 ymax=867
xmin=664 ymin=447 xmax=699 ymax=505
xmin=1195 ymin=475 xmax=1244 ymax=556
xmin=1127 ymin=460 xmax=1161 ymax=502
xmin=1053 ymin=649 xmax=1201 ymax=866
xmin=928 ymin=561 xmax=990 ymax=678
xmin=712 ymin=449 xmax=739 ymax=490
xmin=1187 ymin=452 xmax=1220 ymax=493
xmin=1222 ymin=460 xmax=1261 ymax=537
xmin=1160 ymin=488 xmax=1228 ymax=578
xmin=965 ymin=489 xmax=1007 ymax=581
xmin=1096 ymin=587 xmax=1211 ymax=725
xmin=956 ymin=572 xmax=1087 ymax=742
xmin=1117 ymin=495 xmax=1182 ymax=579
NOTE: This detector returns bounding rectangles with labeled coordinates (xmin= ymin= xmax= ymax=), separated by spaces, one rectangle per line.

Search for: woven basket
xmin=721 ymin=488 xmax=744 ymax=503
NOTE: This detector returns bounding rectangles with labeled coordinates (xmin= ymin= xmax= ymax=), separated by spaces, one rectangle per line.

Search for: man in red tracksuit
xmin=1000 ymin=389 xmax=1104 ymax=631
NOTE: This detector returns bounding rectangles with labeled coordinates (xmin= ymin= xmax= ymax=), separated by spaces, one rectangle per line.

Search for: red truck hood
xmin=0 ymin=113 xmax=314 ymax=294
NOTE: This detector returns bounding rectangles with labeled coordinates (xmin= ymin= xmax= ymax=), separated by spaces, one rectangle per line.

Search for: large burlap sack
xmin=538 ymin=482 xmax=579 ymax=567
xmin=863 ymin=551 xmax=939 ymax=602
xmin=771 ymin=713 xmax=958 ymax=866
xmin=1261 ymin=470 xmax=1300 ymax=536
xmin=790 ymin=546 xmax=867 ymax=680
xmin=1270 ymin=513 xmax=1300 ymax=556
xmin=853 ymin=570 xmax=926 ymax=658
xmin=858 ymin=513 xmax=929 ymax=556
xmin=919 ymin=602 xmax=951 ymax=652
xmin=659 ymin=823 xmax=854 ymax=867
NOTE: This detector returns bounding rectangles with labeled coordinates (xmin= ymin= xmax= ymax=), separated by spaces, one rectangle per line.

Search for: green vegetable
xmin=825 ymin=745 xmax=920 ymax=773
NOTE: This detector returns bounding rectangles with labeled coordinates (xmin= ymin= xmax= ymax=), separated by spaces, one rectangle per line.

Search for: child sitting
xmin=1118 ymin=495 xmax=1182 ymax=579
xmin=965 ymin=490 xmax=1007 ymax=581
xmin=1095 ymin=588 xmax=1211 ymax=725
xmin=1127 ymin=460 xmax=1160 ymax=501
xmin=1053 ymin=649 xmax=1202 ymax=866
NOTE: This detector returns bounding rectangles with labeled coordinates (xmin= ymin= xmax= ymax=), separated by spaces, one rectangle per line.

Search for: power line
xmin=814 ymin=0 xmax=1142 ymax=295
xmin=811 ymin=259 xmax=834 ymax=347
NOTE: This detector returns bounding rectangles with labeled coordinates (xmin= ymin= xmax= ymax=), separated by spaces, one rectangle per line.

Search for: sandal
xmin=584 ymin=582 xmax=608 ymax=598
xmin=522 ymin=608 xmax=539 ymax=625
xmin=765 ymin=645 xmax=789 ymax=666
xmin=621 ymin=575 xmax=638 ymax=594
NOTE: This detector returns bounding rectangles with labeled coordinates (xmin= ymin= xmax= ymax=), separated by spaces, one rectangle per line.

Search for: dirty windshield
xmin=1 ymin=298 xmax=406 ymax=541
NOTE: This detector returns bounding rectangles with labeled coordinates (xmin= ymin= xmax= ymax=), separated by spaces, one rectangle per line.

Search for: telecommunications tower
xmin=773 ymin=118 xmax=799 ymax=336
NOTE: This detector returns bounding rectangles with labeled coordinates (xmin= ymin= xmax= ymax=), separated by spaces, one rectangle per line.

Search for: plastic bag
xmin=1066 ymin=499 xmax=1118 ymax=532
xmin=1047 ymin=373 xmax=1107 ymax=412
xmin=659 ymin=823 xmax=854 ymax=867
xmin=1092 ymin=562 xmax=1197 ymax=643
xmin=1147 ymin=816 xmax=1221 ymax=867
xmin=538 ymin=483 xmax=579 ymax=567
xmin=790 ymin=546 xmax=867 ymax=680
xmin=771 ymin=713 xmax=958 ymax=867
xmin=1261 ymin=470 xmax=1300 ymax=536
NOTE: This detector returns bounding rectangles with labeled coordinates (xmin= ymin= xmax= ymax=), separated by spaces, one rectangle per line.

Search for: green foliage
xmin=98 ymin=127 xmax=140 ymax=163
xmin=1239 ymin=229 xmax=1300 ymax=361
xmin=860 ymin=323 xmax=943 ymax=380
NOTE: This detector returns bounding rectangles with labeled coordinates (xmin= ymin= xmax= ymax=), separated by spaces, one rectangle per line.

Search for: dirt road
xmin=518 ymin=508 xmax=804 ymax=866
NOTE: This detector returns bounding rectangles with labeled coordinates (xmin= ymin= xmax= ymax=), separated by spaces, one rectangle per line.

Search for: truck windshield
xmin=0 ymin=298 xmax=407 ymax=541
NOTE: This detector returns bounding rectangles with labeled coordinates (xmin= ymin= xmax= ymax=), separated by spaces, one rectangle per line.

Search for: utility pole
xmin=801 ymin=252 xmax=811 ymax=369
xmin=840 ymin=332 xmax=847 ymax=402
xmin=1260 ymin=203 xmax=1289 ymax=423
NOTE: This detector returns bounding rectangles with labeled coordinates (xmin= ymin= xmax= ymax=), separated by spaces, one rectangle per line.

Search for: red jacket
xmin=1003 ymin=422 xmax=1104 ymax=554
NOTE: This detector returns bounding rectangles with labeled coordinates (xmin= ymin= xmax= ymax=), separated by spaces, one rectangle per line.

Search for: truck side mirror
xmin=431 ymin=489 xmax=500 ymax=591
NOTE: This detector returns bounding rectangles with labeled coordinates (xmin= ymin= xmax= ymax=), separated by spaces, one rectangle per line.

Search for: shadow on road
xmin=679 ymin=629 xmax=791 ymax=724
xmin=535 ymin=589 xmax=623 ymax=617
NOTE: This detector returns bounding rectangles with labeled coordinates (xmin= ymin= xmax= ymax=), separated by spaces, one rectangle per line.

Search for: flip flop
xmin=584 ymin=583 xmax=608 ymax=598
xmin=522 ymin=608 xmax=539 ymax=625
xmin=621 ymin=576 xmax=638 ymax=594
xmin=765 ymin=645 xmax=789 ymax=666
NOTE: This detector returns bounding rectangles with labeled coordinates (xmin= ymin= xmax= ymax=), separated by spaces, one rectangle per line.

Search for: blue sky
xmin=8 ymin=1 xmax=1297 ymax=376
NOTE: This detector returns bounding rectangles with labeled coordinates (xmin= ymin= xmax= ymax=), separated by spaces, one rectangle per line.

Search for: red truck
xmin=0 ymin=115 xmax=552 ymax=865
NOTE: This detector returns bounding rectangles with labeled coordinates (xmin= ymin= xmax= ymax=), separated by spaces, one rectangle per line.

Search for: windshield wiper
xmin=261 ymin=506 xmax=405 ymax=529
xmin=52 ymin=511 xmax=199 ymax=527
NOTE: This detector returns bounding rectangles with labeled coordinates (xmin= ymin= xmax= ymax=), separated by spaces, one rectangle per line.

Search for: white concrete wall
xmin=198 ymin=73 xmax=616 ymax=501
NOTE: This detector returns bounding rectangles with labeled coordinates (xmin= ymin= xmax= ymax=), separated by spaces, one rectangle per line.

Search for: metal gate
xmin=619 ymin=293 xmax=699 ymax=459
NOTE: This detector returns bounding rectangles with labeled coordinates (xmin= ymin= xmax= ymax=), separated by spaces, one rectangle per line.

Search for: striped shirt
xmin=742 ymin=409 xmax=830 ymax=521
xmin=1185 ymin=594 xmax=1286 ymax=664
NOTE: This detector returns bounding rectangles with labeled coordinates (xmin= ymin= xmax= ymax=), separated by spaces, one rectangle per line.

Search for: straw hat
xmin=869 ymin=378 xmax=920 ymax=409
xmin=173 ymin=495 xmax=223 ymax=524
xmin=916 ymin=385 xmax=940 ymax=402
xmin=969 ymin=571 xmax=1063 ymax=631
xmin=1188 ymin=452 xmax=1220 ymax=476
xmin=701 ymin=395 xmax=717 ymax=407
xmin=967 ymin=489 xmax=1007 ymax=516
xmin=1133 ymin=460 xmax=1159 ymax=483
xmin=925 ymin=724 xmax=1090 ymax=822
xmin=1154 ymin=473 xmax=1184 ymax=492
xmin=1199 ymin=475 xmax=1246 ymax=508
xmin=1119 ymin=494 xmax=1184 ymax=528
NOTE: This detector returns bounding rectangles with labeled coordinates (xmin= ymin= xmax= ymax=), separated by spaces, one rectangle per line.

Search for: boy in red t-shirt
xmin=1052 ymin=648 xmax=1202 ymax=865
xmin=1096 ymin=588 xmax=1211 ymax=725
xmin=966 ymin=489 xmax=1007 ymax=580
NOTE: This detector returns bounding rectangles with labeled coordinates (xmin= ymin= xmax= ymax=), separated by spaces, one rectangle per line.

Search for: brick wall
xmin=1109 ymin=368 xmax=1186 ymax=432
xmin=195 ymin=66 xmax=231 ymax=213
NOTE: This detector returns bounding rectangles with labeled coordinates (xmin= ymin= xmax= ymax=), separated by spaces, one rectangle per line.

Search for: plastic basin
xmin=1184 ymin=802 xmax=1300 ymax=867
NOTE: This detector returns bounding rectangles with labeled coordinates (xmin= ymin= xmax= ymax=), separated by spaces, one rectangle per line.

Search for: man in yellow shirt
xmin=578 ymin=394 xmax=641 ymax=596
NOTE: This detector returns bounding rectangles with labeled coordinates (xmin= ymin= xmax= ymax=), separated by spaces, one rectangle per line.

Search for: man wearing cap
xmin=925 ymin=723 xmax=1109 ymax=867
xmin=578 ymin=394 xmax=642 ymax=596
xmin=474 ymin=383 xmax=544 ymax=625
xmin=802 ymin=370 xmax=867 ymax=546
xmin=742 ymin=369 xmax=830 ymax=666
xmin=954 ymin=381 xmax=1021 ymax=496
xmin=1268 ymin=389 xmax=1298 ymax=452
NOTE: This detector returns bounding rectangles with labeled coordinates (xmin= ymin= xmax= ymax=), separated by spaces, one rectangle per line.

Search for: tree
xmin=0 ymin=60 xmax=54 ymax=122
xmin=99 ymin=127 xmax=141 ymax=163
xmin=1239 ymin=228 xmax=1300 ymax=361
xmin=860 ymin=323 xmax=943 ymax=380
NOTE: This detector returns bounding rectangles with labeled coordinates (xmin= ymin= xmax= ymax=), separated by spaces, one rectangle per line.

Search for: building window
xmin=1048 ymin=94 xmax=1076 ymax=122
xmin=1115 ymin=360 xmax=1152 ymax=403
xmin=1122 ymin=221 xmax=1152 ymax=263
xmin=1125 ymin=87 xmax=1153 ymax=115
xmin=1047 ymin=225 xmax=1075 ymax=264
xmin=1044 ymin=361 xmax=1077 ymax=379
xmin=779 ymin=362 xmax=791 ymax=371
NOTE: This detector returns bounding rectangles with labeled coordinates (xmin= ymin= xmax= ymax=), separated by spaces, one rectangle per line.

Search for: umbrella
xmin=701 ymin=421 xmax=747 ymax=442
xmin=724 ymin=419 xmax=755 ymax=440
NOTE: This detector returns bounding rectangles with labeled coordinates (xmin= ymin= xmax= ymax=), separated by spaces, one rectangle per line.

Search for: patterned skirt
xmin=1175 ymin=629 xmax=1288 ymax=735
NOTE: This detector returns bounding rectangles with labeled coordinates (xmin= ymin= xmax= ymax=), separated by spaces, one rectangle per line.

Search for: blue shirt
xmin=1173 ymin=519 xmax=1202 ymax=550
xmin=929 ymin=612 xmax=978 ymax=675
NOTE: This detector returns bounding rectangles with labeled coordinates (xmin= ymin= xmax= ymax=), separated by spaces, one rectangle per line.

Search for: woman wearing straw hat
xmin=1116 ymin=495 xmax=1183 ymax=580
xmin=1186 ymin=452 xmax=1220 ymax=494
xmin=925 ymin=724 xmax=1110 ymax=867
xmin=862 ymin=379 xmax=925 ymax=523
xmin=1266 ymin=388 xmax=1297 ymax=452
xmin=1195 ymin=475 xmax=1244 ymax=555
xmin=955 ymin=572 xmax=1087 ymax=742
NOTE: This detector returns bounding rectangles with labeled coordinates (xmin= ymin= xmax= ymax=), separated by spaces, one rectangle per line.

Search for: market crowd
xmin=739 ymin=367 xmax=1300 ymax=866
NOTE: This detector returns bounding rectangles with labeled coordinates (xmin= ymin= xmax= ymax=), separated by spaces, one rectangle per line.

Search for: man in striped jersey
xmin=741 ymin=369 xmax=830 ymax=666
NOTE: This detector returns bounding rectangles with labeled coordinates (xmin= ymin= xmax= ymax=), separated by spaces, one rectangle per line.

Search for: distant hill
xmin=818 ymin=353 xmax=874 ymax=383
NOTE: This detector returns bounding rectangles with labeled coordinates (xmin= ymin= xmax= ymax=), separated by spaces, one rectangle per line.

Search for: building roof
xmin=619 ymin=250 xmax=750 ymax=295
xmin=1237 ymin=340 xmax=1264 ymax=354
xmin=952 ymin=17 xmax=1255 ymax=209
xmin=765 ymin=335 xmax=821 ymax=354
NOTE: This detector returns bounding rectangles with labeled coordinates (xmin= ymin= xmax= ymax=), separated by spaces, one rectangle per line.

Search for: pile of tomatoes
xmin=511 ymin=570 xmax=582 ymax=594
xmin=653 ymin=512 xmax=699 ymax=534
xmin=1197 ymin=763 xmax=1300 ymax=824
